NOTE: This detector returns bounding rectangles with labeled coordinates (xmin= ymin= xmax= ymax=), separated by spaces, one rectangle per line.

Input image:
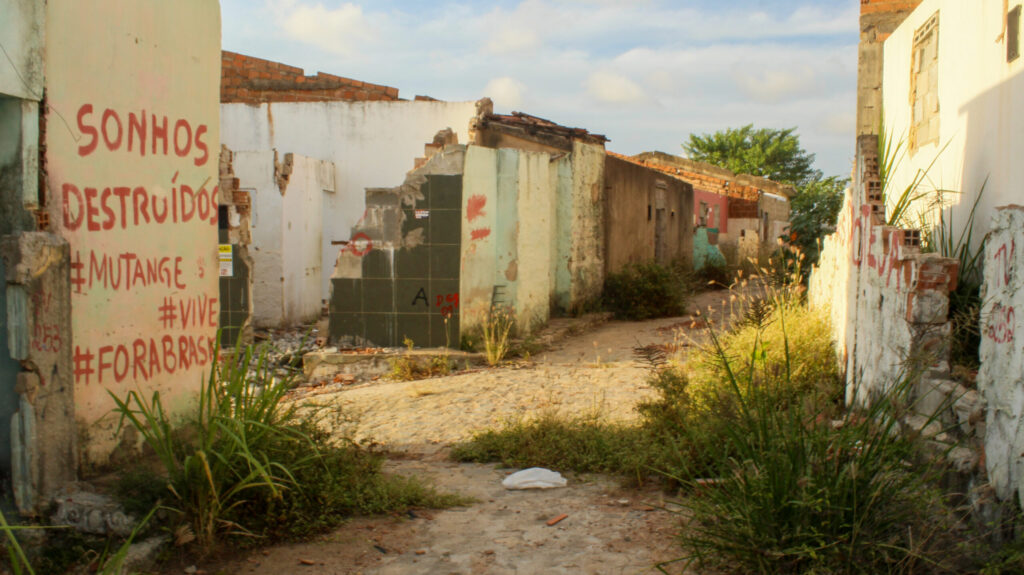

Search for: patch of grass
xmin=389 ymin=354 xmax=453 ymax=381
xmin=603 ymin=261 xmax=688 ymax=320
xmin=451 ymin=411 xmax=651 ymax=481
xmin=109 ymin=340 xmax=463 ymax=554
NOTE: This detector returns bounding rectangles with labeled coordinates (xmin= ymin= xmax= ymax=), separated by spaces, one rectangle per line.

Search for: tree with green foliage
xmin=684 ymin=125 xmax=846 ymax=265
xmin=683 ymin=124 xmax=819 ymax=186
xmin=788 ymin=175 xmax=848 ymax=263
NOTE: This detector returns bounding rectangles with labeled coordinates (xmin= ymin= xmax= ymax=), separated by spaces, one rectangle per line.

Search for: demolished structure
xmin=328 ymin=106 xmax=612 ymax=347
xmin=219 ymin=51 xmax=479 ymax=330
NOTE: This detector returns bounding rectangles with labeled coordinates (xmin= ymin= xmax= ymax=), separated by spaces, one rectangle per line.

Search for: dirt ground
xmin=195 ymin=290 xmax=737 ymax=575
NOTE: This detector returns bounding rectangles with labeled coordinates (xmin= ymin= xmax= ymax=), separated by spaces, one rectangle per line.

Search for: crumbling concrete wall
xmin=329 ymin=147 xmax=466 ymax=348
xmin=811 ymin=136 xmax=958 ymax=404
xmin=221 ymin=99 xmax=478 ymax=301
xmin=43 ymin=0 xmax=221 ymax=464
xmin=977 ymin=207 xmax=1024 ymax=504
xmin=809 ymin=135 xmax=987 ymax=502
xmin=567 ymin=141 xmax=606 ymax=311
xmin=458 ymin=146 xmax=558 ymax=336
xmin=217 ymin=146 xmax=254 ymax=347
xmin=1 ymin=233 xmax=75 ymax=514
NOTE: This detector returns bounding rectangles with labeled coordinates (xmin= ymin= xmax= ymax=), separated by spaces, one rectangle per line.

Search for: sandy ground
xmin=196 ymin=290 xmax=737 ymax=575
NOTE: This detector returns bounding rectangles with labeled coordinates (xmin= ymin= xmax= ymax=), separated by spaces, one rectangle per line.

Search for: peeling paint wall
xmin=977 ymin=207 xmax=1024 ymax=504
xmin=810 ymin=137 xmax=958 ymax=406
xmin=221 ymin=100 xmax=478 ymax=301
xmin=460 ymin=146 xmax=500 ymax=331
xmin=44 ymin=0 xmax=221 ymax=464
xmin=459 ymin=146 xmax=567 ymax=336
xmin=515 ymin=151 xmax=555 ymax=329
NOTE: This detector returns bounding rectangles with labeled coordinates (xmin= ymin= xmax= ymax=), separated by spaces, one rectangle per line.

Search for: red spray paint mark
xmin=348 ymin=233 xmax=373 ymax=256
xmin=471 ymin=228 xmax=491 ymax=240
xmin=467 ymin=195 xmax=487 ymax=222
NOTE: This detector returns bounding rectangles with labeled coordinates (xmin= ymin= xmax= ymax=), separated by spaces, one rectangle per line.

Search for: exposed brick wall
xmin=221 ymin=51 xmax=400 ymax=104
xmin=728 ymin=197 xmax=759 ymax=219
xmin=860 ymin=0 xmax=924 ymax=16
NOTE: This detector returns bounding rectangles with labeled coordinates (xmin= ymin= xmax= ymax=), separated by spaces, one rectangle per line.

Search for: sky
xmin=221 ymin=0 xmax=860 ymax=178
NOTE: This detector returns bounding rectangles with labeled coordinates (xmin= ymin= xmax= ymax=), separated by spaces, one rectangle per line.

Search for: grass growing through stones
xmin=110 ymin=342 xmax=465 ymax=556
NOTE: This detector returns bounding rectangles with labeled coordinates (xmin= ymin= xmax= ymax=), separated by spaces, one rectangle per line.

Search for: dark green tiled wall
xmin=218 ymin=227 xmax=251 ymax=347
xmin=329 ymin=175 xmax=462 ymax=348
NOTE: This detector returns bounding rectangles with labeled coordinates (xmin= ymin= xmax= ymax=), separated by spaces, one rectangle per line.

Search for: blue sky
xmin=221 ymin=0 xmax=860 ymax=178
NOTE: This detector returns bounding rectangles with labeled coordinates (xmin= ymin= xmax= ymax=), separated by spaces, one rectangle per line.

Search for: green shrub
xmin=603 ymin=261 xmax=688 ymax=320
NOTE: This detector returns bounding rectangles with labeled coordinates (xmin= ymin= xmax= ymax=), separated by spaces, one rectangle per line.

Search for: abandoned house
xmin=810 ymin=0 xmax=1024 ymax=516
xmin=624 ymin=151 xmax=793 ymax=269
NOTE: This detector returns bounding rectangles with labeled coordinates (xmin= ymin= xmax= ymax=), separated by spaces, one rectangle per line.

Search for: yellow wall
xmin=44 ymin=0 xmax=221 ymax=462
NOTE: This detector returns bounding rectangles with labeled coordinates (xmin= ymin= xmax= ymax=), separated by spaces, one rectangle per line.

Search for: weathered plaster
xmin=977 ymin=206 xmax=1024 ymax=503
xmin=44 ymin=0 xmax=221 ymax=463
xmin=0 ymin=0 xmax=44 ymax=101
xmin=235 ymin=151 xmax=330 ymax=327
xmin=1 ymin=232 xmax=75 ymax=514
xmin=568 ymin=141 xmax=606 ymax=311
xmin=881 ymin=0 xmax=1023 ymax=255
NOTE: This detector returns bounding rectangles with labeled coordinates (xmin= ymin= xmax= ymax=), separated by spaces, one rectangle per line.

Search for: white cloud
xmin=732 ymin=65 xmax=817 ymax=103
xmin=484 ymin=77 xmax=527 ymax=109
xmin=279 ymin=2 xmax=371 ymax=56
xmin=487 ymin=29 xmax=542 ymax=54
xmin=230 ymin=1 xmax=860 ymax=176
xmin=587 ymin=71 xmax=645 ymax=104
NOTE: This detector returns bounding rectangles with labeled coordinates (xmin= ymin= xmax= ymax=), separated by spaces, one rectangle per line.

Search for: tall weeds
xmin=665 ymin=308 xmax=956 ymax=574
xmin=111 ymin=341 xmax=461 ymax=553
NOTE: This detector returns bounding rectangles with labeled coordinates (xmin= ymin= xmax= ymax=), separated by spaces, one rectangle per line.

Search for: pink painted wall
xmin=693 ymin=188 xmax=729 ymax=234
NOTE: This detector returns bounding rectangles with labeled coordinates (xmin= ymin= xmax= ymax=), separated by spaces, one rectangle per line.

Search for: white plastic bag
xmin=502 ymin=467 xmax=568 ymax=490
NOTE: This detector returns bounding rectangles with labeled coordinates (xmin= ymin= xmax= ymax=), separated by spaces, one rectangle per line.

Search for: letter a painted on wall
xmin=411 ymin=287 xmax=428 ymax=307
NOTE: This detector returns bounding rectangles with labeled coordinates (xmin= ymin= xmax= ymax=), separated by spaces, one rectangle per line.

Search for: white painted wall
xmin=0 ymin=0 xmax=44 ymax=100
xmin=282 ymin=155 xmax=329 ymax=325
xmin=235 ymin=151 xmax=331 ymax=327
xmin=234 ymin=151 xmax=283 ymax=328
xmin=221 ymin=100 xmax=478 ymax=300
xmin=883 ymin=0 xmax=1024 ymax=250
